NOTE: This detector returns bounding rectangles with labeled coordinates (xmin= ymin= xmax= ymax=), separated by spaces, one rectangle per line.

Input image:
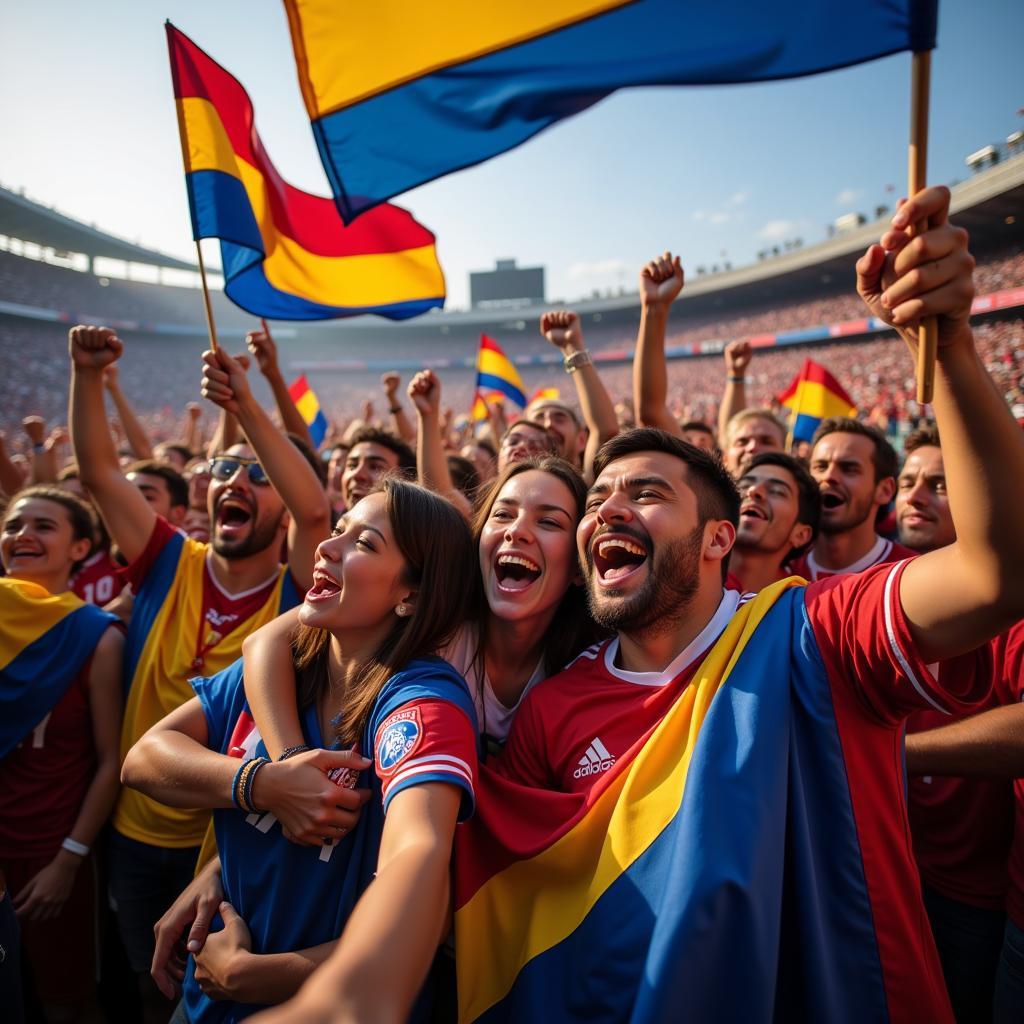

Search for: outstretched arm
xmin=69 ymin=326 xmax=156 ymax=564
xmin=247 ymin=321 xmax=315 ymax=449
xmin=859 ymin=187 xmax=1024 ymax=660
xmin=633 ymin=252 xmax=684 ymax=437
xmin=717 ymin=341 xmax=752 ymax=446
xmin=103 ymin=365 xmax=154 ymax=460
xmin=382 ymin=372 xmax=416 ymax=445
xmin=249 ymin=783 xmax=462 ymax=1024
xmin=22 ymin=417 xmax=58 ymax=484
xmin=540 ymin=311 xmax=618 ymax=481
xmin=201 ymin=348 xmax=330 ymax=592
xmin=905 ymin=703 xmax=1024 ymax=777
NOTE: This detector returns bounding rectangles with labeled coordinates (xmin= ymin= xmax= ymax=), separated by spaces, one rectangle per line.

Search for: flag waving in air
xmin=283 ymin=0 xmax=936 ymax=219
xmin=288 ymin=375 xmax=328 ymax=447
xmin=777 ymin=358 xmax=858 ymax=443
xmin=166 ymin=23 xmax=445 ymax=320
xmin=471 ymin=335 xmax=527 ymax=422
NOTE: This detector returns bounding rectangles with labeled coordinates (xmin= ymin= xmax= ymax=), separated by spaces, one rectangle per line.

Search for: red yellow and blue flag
xmin=777 ymin=357 xmax=857 ymax=443
xmin=288 ymin=374 xmax=328 ymax=447
xmin=282 ymin=0 xmax=937 ymax=220
xmin=1 ymin=578 xmax=117 ymax=757
xmin=166 ymin=23 xmax=445 ymax=321
xmin=471 ymin=335 xmax=527 ymax=422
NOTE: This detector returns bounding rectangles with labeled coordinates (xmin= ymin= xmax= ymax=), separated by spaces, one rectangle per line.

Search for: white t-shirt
xmin=442 ymin=622 xmax=546 ymax=743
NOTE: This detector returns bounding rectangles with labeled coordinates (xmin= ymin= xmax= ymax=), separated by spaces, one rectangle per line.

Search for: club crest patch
xmin=375 ymin=706 xmax=423 ymax=774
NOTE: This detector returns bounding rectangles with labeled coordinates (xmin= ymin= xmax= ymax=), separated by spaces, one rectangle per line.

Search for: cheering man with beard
xmin=432 ymin=186 xmax=1024 ymax=1024
xmin=69 ymin=329 xmax=329 ymax=1023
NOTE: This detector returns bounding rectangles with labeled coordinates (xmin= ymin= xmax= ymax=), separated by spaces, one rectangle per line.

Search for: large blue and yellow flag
xmin=778 ymin=357 xmax=858 ymax=443
xmin=166 ymin=23 xmax=446 ymax=320
xmin=283 ymin=0 xmax=937 ymax=219
xmin=1 ymin=578 xmax=117 ymax=757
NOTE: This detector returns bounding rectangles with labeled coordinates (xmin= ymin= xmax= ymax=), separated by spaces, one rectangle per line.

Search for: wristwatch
xmin=563 ymin=349 xmax=593 ymax=374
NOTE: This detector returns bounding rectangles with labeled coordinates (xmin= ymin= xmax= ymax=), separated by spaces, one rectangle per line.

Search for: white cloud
xmin=835 ymin=187 xmax=863 ymax=206
xmin=757 ymin=219 xmax=805 ymax=241
xmin=692 ymin=209 xmax=708 ymax=222
xmin=728 ymin=189 xmax=751 ymax=207
xmin=567 ymin=258 xmax=626 ymax=280
xmin=708 ymin=211 xmax=731 ymax=225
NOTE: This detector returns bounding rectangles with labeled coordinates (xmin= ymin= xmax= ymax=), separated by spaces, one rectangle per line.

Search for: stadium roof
xmin=0 ymin=185 xmax=197 ymax=271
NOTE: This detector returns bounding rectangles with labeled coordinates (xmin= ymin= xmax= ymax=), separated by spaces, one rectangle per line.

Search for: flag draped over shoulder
xmin=778 ymin=357 xmax=858 ymax=443
xmin=471 ymin=335 xmax=526 ymax=422
xmin=166 ymin=23 xmax=445 ymax=321
xmin=0 ymin=578 xmax=117 ymax=757
xmin=288 ymin=374 xmax=328 ymax=446
xmin=283 ymin=0 xmax=937 ymax=220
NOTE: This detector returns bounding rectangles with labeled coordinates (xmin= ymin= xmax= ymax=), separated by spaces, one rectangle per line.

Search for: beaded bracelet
xmin=277 ymin=744 xmax=311 ymax=762
xmin=231 ymin=758 xmax=250 ymax=811
xmin=241 ymin=757 xmax=270 ymax=814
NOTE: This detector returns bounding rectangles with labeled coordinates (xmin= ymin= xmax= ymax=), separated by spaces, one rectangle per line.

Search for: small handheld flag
xmin=777 ymin=358 xmax=857 ymax=444
xmin=166 ymin=23 xmax=445 ymax=321
xmin=288 ymin=375 xmax=328 ymax=447
xmin=471 ymin=335 xmax=526 ymax=421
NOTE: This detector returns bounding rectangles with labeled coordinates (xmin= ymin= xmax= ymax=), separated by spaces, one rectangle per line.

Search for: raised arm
xmin=381 ymin=372 xmax=416 ymax=445
xmin=860 ymin=187 xmax=1024 ymax=660
xmin=407 ymin=370 xmax=469 ymax=517
xmin=22 ymin=416 xmax=58 ymax=484
xmin=540 ymin=311 xmax=619 ymax=481
xmin=103 ymin=364 xmax=154 ymax=460
xmin=69 ymin=326 xmax=156 ymax=564
xmin=201 ymin=348 xmax=330 ymax=592
xmin=717 ymin=341 xmax=752 ymax=446
xmin=633 ymin=252 xmax=685 ymax=437
xmin=247 ymin=321 xmax=314 ymax=448
xmin=0 ymin=432 xmax=26 ymax=496
xmin=181 ymin=402 xmax=203 ymax=455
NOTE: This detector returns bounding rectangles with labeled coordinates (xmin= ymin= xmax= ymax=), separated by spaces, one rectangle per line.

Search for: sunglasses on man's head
xmin=208 ymin=456 xmax=270 ymax=486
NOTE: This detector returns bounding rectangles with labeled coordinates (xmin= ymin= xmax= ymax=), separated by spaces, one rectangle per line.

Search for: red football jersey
xmin=70 ymin=548 xmax=122 ymax=606
xmin=993 ymin=621 xmax=1024 ymax=929
xmin=789 ymin=535 xmax=917 ymax=582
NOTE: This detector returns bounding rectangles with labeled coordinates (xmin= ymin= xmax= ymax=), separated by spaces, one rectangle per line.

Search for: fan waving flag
xmin=283 ymin=0 xmax=937 ymax=220
xmin=778 ymin=358 xmax=857 ymax=443
xmin=288 ymin=375 xmax=328 ymax=447
xmin=166 ymin=23 xmax=445 ymax=320
xmin=471 ymin=335 xmax=527 ymax=422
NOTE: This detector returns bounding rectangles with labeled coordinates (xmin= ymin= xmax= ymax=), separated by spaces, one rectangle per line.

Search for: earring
xmin=396 ymin=603 xmax=410 ymax=617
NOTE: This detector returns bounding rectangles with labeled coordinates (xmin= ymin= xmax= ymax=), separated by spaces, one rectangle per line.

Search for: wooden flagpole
xmin=909 ymin=51 xmax=935 ymax=404
xmin=194 ymin=241 xmax=219 ymax=353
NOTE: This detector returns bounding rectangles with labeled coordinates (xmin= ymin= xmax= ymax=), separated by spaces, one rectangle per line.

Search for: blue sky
xmin=2 ymin=0 xmax=1021 ymax=310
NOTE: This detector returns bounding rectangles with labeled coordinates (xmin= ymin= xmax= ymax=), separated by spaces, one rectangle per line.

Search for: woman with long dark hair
xmin=121 ymin=479 xmax=479 ymax=1023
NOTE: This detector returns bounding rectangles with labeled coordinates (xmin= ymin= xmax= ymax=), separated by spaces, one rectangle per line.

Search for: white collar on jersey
xmin=806 ymin=534 xmax=890 ymax=581
xmin=603 ymin=588 xmax=744 ymax=687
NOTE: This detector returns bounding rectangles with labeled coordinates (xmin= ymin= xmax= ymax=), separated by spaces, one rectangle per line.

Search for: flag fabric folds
xmin=0 ymin=578 xmax=117 ymax=757
xmin=166 ymin=23 xmax=446 ymax=321
xmin=777 ymin=358 xmax=858 ymax=443
xmin=283 ymin=0 xmax=937 ymax=220
xmin=288 ymin=374 xmax=328 ymax=447
xmin=471 ymin=335 xmax=527 ymax=422
xmin=529 ymin=387 xmax=560 ymax=404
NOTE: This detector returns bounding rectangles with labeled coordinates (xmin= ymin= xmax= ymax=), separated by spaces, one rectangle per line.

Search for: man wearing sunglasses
xmin=68 ymin=326 xmax=331 ymax=1023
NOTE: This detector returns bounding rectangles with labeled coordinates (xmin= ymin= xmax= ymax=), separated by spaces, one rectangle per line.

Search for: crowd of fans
xmin=2 ymin=190 xmax=1024 ymax=1024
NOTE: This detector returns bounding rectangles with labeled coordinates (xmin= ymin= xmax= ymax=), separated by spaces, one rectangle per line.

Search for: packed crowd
xmin=2 ymin=188 xmax=1024 ymax=1024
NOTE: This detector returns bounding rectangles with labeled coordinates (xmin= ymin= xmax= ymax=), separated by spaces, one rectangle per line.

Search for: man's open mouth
xmin=215 ymin=498 xmax=253 ymax=537
xmin=592 ymin=534 xmax=648 ymax=584
xmin=494 ymin=552 xmax=542 ymax=594
xmin=820 ymin=492 xmax=846 ymax=511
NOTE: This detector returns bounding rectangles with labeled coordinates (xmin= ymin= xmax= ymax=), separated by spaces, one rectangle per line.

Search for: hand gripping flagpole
xmin=909 ymin=51 xmax=935 ymax=404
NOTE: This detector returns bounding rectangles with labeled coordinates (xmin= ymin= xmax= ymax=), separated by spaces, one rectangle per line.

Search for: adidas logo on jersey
xmin=573 ymin=737 xmax=615 ymax=778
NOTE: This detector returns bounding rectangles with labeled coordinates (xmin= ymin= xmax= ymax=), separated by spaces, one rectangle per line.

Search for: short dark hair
xmin=285 ymin=432 xmax=328 ymax=487
xmin=446 ymin=454 xmax=480 ymax=503
xmin=125 ymin=460 xmax=189 ymax=509
xmin=593 ymin=428 xmax=740 ymax=530
xmin=680 ymin=420 xmax=715 ymax=438
xmin=903 ymin=425 xmax=941 ymax=455
xmin=345 ymin=426 xmax=415 ymax=475
xmin=811 ymin=417 xmax=898 ymax=484
xmin=156 ymin=442 xmax=194 ymax=464
xmin=501 ymin=419 xmax=559 ymax=454
xmin=468 ymin=438 xmax=497 ymax=459
xmin=743 ymin=451 xmax=821 ymax=559
xmin=3 ymin=485 xmax=97 ymax=572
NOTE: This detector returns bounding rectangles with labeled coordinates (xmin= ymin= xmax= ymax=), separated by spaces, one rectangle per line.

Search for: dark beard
xmin=585 ymin=525 xmax=703 ymax=635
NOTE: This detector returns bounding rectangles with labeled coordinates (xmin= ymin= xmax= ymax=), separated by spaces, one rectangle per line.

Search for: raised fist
xmin=540 ymin=311 xmax=584 ymax=352
xmin=640 ymin=252 xmax=684 ymax=308
xmin=69 ymin=325 xmax=123 ymax=371
xmin=22 ymin=416 xmax=46 ymax=446
xmin=200 ymin=349 xmax=253 ymax=415
xmin=407 ymin=369 xmax=441 ymax=418
xmin=186 ymin=402 xmax=202 ymax=421
xmin=381 ymin=372 xmax=401 ymax=398
xmin=724 ymin=340 xmax=752 ymax=376
xmin=246 ymin=320 xmax=278 ymax=375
